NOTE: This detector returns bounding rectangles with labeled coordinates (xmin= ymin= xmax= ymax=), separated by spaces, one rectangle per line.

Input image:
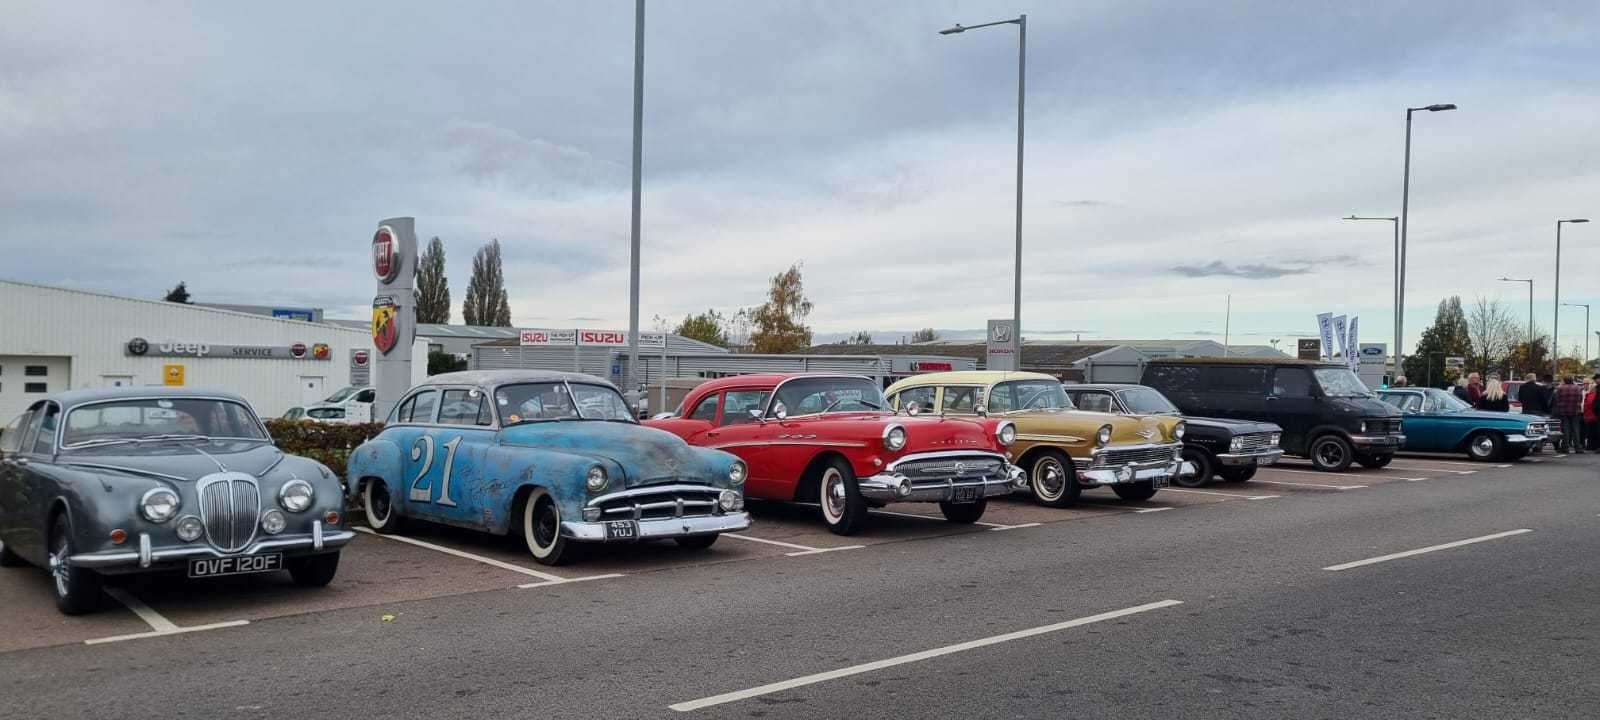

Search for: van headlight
xmin=278 ymin=479 xmax=315 ymax=513
xmin=1229 ymin=436 xmax=1244 ymax=453
xmin=1360 ymin=420 xmax=1369 ymax=434
xmin=883 ymin=425 xmax=908 ymax=451
xmin=1172 ymin=422 xmax=1186 ymax=441
xmin=1096 ymin=425 xmax=1113 ymax=447
xmin=1270 ymin=433 xmax=1281 ymax=446
xmin=996 ymin=421 xmax=1017 ymax=447
xmin=586 ymin=466 xmax=608 ymax=492
xmin=139 ymin=488 xmax=180 ymax=524
xmin=729 ymin=460 xmax=747 ymax=485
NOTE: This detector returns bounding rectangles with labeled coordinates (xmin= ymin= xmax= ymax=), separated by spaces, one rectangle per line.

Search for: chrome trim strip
xmin=585 ymin=483 xmax=721 ymax=507
xmin=58 ymin=463 xmax=188 ymax=484
xmin=313 ymin=520 xmax=324 ymax=551
xmin=1088 ymin=441 xmax=1182 ymax=456
xmin=559 ymin=512 xmax=752 ymax=541
xmin=707 ymin=440 xmax=868 ymax=450
xmin=1016 ymin=433 xmax=1086 ymax=443
xmin=69 ymin=530 xmax=357 ymax=568
xmin=138 ymin=533 xmax=152 ymax=568
xmin=885 ymin=450 xmax=1009 ymax=471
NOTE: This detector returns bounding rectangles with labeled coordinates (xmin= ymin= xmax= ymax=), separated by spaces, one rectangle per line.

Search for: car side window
xmin=1273 ymin=368 xmax=1314 ymax=397
xmin=356 ymin=389 xmax=376 ymax=403
xmin=0 ymin=413 xmax=27 ymax=454
xmin=1206 ymin=366 xmax=1270 ymax=394
xmin=1075 ymin=391 xmax=1117 ymax=413
xmin=688 ymin=394 xmax=719 ymax=422
xmin=403 ymin=390 xmax=440 ymax=424
xmin=720 ymin=390 xmax=770 ymax=426
xmin=31 ymin=403 xmax=60 ymax=455
xmin=1145 ymin=365 xmax=1202 ymax=393
xmin=438 ymin=389 xmax=485 ymax=426
xmin=942 ymin=387 xmax=982 ymax=413
xmin=896 ymin=386 xmax=936 ymax=413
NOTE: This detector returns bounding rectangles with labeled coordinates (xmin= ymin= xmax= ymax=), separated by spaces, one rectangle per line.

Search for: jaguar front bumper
xmin=560 ymin=511 xmax=751 ymax=542
xmin=857 ymin=465 xmax=1024 ymax=504
xmin=1080 ymin=461 xmax=1193 ymax=486
xmin=1215 ymin=448 xmax=1285 ymax=466
xmin=70 ymin=521 xmax=354 ymax=572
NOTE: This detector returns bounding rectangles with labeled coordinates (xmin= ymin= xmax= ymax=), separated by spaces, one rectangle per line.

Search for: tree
xmin=910 ymin=328 xmax=938 ymax=343
xmin=427 ymin=351 xmax=468 ymax=376
xmin=164 ymin=282 xmax=193 ymax=304
xmin=1466 ymin=296 xmax=1517 ymax=376
xmin=749 ymin=263 xmax=814 ymax=353
xmin=462 ymin=239 xmax=512 ymax=327
xmin=1402 ymin=296 xmax=1473 ymax=387
xmin=846 ymin=331 xmax=874 ymax=345
xmin=727 ymin=308 xmax=754 ymax=352
xmin=1506 ymin=331 xmax=1551 ymax=379
xmin=416 ymin=237 xmax=451 ymax=324
xmin=675 ymin=310 xmax=730 ymax=347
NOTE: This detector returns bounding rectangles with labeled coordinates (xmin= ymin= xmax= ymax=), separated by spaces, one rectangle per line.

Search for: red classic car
xmin=646 ymin=374 xmax=1024 ymax=535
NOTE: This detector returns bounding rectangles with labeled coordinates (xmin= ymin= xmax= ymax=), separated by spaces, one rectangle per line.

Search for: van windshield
xmin=1313 ymin=368 xmax=1374 ymax=398
xmin=323 ymin=386 xmax=360 ymax=403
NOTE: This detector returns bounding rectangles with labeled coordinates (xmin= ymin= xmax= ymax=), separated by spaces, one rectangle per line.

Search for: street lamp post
xmin=1499 ymin=277 xmax=1534 ymax=375
xmin=625 ymin=0 xmax=646 ymax=410
xmin=1398 ymin=103 xmax=1457 ymax=376
xmin=1345 ymin=214 xmax=1400 ymax=377
xmin=1553 ymin=218 xmax=1590 ymax=378
xmin=1563 ymin=303 xmax=1591 ymax=367
xmin=940 ymin=14 xmax=1026 ymax=368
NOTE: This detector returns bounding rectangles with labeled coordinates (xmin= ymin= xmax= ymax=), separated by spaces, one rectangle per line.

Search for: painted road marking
xmin=784 ymin=545 xmax=866 ymax=557
xmin=1385 ymin=463 xmax=1476 ymax=475
xmin=355 ymin=527 xmax=566 ymax=582
xmin=1165 ymin=488 xmax=1280 ymax=500
xmin=1252 ymin=479 xmax=1368 ymax=490
xmin=518 ymin=574 xmax=625 ymax=590
xmin=724 ymin=533 xmax=822 ymax=552
xmin=668 ymin=599 xmax=1184 ymax=712
xmin=989 ymin=522 xmax=1042 ymax=532
xmin=1134 ymin=507 xmax=1173 ymax=513
xmin=871 ymin=508 xmax=1009 ymax=529
xmin=86 ymin=589 xmax=250 ymax=645
xmin=1323 ymin=529 xmax=1533 ymax=571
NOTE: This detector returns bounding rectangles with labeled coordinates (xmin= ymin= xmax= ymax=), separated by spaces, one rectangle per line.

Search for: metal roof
xmin=417 ymin=369 xmax=619 ymax=390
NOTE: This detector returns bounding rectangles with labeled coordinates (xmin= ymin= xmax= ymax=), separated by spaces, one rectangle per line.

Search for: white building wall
xmin=0 ymin=280 xmax=425 ymax=419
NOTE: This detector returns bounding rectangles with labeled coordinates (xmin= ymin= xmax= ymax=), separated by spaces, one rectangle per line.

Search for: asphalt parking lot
xmin=0 ymin=450 xmax=1545 ymax=655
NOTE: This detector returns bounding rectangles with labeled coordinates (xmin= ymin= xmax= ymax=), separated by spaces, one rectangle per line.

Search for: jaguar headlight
xmin=729 ymin=460 xmax=747 ymax=485
xmin=884 ymin=425 xmax=908 ymax=451
xmin=1096 ymin=425 xmax=1113 ymax=447
xmin=586 ymin=465 xmax=608 ymax=492
xmin=261 ymin=509 xmax=287 ymax=535
xmin=278 ymin=479 xmax=315 ymax=513
xmin=175 ymin=515 xmax=204 ymax=542
xmin=997 ymin=421 xmax=1017 ymax=447
xmin=1229 ymin=436 xmax=1244 ymax=453
xmin=139 ymin=488 xmax=180 ymax=524
xmin=1172 ymin=421 xmax=1186 ymax=441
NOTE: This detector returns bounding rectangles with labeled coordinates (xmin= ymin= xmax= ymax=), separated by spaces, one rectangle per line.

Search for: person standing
xmin=1476 ymin=378 xmax=1510 ymax=412
xmin=1452 ymin=377 xmax=1471 ymax=401
xmin=1392 ymin=375 xmax=1409 ymax=388
xmin=1553 ymin=375 xmax=1585 ymax=454
xmin=1520 ymin=373 xmax=1549 ymax=415
xmin=1585 ymin=375 xmax=1600 ymax=451
xmin=1466 ymin=372 xmax=1484 ymax=405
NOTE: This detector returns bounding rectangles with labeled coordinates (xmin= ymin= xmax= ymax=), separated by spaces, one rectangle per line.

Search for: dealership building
xmin=0 ymin=279 xmax=426 ymax=421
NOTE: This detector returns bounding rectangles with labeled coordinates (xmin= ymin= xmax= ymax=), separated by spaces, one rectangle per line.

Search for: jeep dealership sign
xmin=125 ymin=338 xmax=330 ymax=360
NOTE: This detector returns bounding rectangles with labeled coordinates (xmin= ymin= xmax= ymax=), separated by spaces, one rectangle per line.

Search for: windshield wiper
xmin=65 ymin=438 xmax=141 ymax=449
xmin=137 ymin=434 xmax=212 ymax=443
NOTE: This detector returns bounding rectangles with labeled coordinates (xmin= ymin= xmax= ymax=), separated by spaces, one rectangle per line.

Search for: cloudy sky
xmin=4 ymin=1 xmax=1599 ymax=352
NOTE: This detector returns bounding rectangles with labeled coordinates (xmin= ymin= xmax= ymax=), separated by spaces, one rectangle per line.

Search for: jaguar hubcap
xmin=50 ymin=538 xmax=69 ymax=598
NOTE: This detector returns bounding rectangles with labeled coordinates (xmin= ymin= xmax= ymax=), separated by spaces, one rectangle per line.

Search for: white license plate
xmin=188 ymin=553 xmax=282 ymax=578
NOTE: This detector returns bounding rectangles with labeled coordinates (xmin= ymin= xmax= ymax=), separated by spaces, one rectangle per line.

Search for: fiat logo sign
xmin=352 ymin=349 xmax=370 ymax=366
xmin=372 ymin=225 xmax=400 ymax=283
xmin=290 ymin=342 xmax=308 ymax=358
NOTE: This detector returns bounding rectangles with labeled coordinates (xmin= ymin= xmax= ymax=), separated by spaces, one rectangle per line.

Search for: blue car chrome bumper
xmin=560 ymin=511 xmax=751 ymax=542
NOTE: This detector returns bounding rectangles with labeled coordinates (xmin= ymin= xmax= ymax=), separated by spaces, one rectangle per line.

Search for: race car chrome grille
xmin=1094 ymin=444 xmax=1180 ymax=467
xmin=893 ymin=456 xmax=1007 ymax=482
xmin=1234 ymin=433 xmax=1277 ymax=452
xmin=197 ymin=475 xmax=261 ymax=553
xmin=596 ymin=487 xmax=722 ymax=521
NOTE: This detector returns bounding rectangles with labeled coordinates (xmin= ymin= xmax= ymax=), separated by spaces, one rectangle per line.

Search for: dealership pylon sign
xmin=371 ymin=218 xmax=418 ymax=420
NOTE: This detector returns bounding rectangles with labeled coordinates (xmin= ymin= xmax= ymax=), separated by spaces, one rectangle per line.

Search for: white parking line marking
xmin=870 ymin=508 xmax=1007 ymax=528
xmin=1385 ymin=463 xmax=1476 ymax=475
xmin=355 ymin=527 xmax=566 ymax=583
xmin=1252 ymin=480 xmax=1368 ymax=490
xmin=1392 ymin=456 xmax=1498 ymax=468
xmin=784 ymin=545 xmax=866 ymax=557
xmin=724 ymin=533 xmax=822 ymax=552
xmin=989 ymin=522 xmax=1042 ymax=531
xmin=1263 ymin=467 xmax=1358 ymax=478
xmin=105 ymin=588 xmax=179 ymax=632
xmin=1164 ymin=488 xmax=1279 ymax=500
xmin=1134 ymin=507 xmax=1173 ymax=513
xmin=668 ymin=599 xmax=1184 ymax=712
xmin=85 ymin=620 xmax=251 ymax=645
xmin=1323 ymin=529 xmax=1533 ymax=571
xmin=518 ymin=574 xmax=626 ymax=590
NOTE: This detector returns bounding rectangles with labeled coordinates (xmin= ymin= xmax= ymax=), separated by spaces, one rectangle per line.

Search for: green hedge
xmin=264 ymin=419 xmax=385 ymax=482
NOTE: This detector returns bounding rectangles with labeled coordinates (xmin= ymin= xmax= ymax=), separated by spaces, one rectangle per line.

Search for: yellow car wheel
xmin=1030 ymin=450 xmax=1081 ymax=508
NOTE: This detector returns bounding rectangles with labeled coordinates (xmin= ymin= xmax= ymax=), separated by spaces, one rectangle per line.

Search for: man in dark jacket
xmin=1554 ymin=376 xmax=1585 ymax=453
xmin=1520 ymin=373 xmax=1550 ymax=415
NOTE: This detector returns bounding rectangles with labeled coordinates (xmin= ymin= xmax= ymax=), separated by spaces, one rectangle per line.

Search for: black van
xmin=1140 ymin=358 xmax=1405 ymax=472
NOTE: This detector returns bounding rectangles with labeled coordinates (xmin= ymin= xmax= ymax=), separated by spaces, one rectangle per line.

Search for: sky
xmin=4 ymin=1 xmax=1599 ymax=354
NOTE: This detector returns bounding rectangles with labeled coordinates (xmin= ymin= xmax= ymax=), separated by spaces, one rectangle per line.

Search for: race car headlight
xmin=139 ymin=488 xmax=180 ymax=524
xmin=729 ymin=460 xmax=747 ymax=485
xmin=260 ymin=509 xmax=287 ymax=535
xmin=718 ymin=489 xmax=744 ymax=512
xmin=175 ymin=515 xmax=204 ymax=542
xmin=1172 ymin=422 xmax=1186 ymax=441
xmin=884 ymin=425 xmax=908 ymax=451
xmin=278 ymin=479 xmax=315 ymax=513
xmin=1230 ymin=436 xmax=1244 ymax=453
xmin=586 ymin=465 xmax=608 ymax=492
xmin=1096 ymin=425 xmax=1113 ymax=447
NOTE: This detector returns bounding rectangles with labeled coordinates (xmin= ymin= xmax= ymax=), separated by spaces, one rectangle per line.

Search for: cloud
xmin=1171 ymin=261 xmax=1316 ymax=279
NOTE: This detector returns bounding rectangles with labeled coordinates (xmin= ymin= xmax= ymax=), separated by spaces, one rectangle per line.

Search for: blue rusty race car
xmin=1376 ymin=388 xmax=1549 ymax=461
xmin=347 ymin=370 xmax=751 ymax=565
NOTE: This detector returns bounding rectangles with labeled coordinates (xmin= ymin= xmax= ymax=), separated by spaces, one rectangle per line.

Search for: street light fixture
xmin=940 ymin=14 xmax=1026 ymax=369
xmin=1398 ymin=102 xmax=1457 ymax=376
xmin=1553 ymin=218 xmax=1591 ymax=378
xmin=1499 ymin=277 xmax=1534 ymax=375
xmin=1346 ymin=214 xmax=1400 ymax=378
xmin=1562 ymin=303 xmax=1591 ymax=367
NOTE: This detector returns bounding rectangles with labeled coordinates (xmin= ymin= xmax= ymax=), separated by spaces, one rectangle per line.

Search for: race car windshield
xmin=496 ymin=382 xmax=634 ymax=424
xmin=1117 ymin=386 xmax=1181 ymax=415
xmin=62 ymin=399 xmax=267 ymax=447
xmin=1313 ymin=368 xmax=1374 ymax=398
xmin=772 ymin=377 xmax=885 ymax=416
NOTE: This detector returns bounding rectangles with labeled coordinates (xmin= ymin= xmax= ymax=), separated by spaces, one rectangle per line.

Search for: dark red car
xmin=647 ymin=374 xmax=1023 ymax=535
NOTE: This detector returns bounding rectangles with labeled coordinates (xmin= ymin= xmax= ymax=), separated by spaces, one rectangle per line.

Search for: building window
xmin=25 ymin=366 xmax=48 ymax=377
xmin=25 ymin=383 xmax=47 ymax=393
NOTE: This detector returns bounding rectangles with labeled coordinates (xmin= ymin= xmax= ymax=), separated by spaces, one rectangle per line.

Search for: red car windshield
xmin=771 ymin=377 xmax=885 ymax=416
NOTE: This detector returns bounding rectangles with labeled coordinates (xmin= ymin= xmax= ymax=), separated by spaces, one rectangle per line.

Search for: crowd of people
xmin=1425 ymin=370 xmax=1600 ymax=453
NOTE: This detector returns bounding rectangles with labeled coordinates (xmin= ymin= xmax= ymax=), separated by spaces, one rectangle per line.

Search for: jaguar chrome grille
xmin=197 ymin=473 xmax=261 ymax=552
xmin=1234 ymin=433 xmax=1277 ymax=452
xmin=1094 ymin=444 xmax=1179 ymax=467
xmin=596 ymin=486 xmax=722 ymax=521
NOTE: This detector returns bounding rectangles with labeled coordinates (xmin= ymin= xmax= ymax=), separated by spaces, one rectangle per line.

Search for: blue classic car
xmin=0 ymin=387 xmax=352 ymax=614
xmin=1376 ymin=388 xmax=1549 ymax=461
xmin=347 ymin=370 xmax=751 ymax=565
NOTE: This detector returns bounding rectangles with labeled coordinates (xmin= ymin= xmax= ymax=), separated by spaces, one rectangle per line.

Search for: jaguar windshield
xmin=1313 ymin=368 xmax=1374 ymax=398
xmin=63 ymin=398 xmax=268 ymax=448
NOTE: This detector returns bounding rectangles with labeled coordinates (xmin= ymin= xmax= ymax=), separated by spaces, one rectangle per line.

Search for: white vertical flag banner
xmin=1331 ymin=315 xmax=1349 ymax=362
xmin=1317 ymin=313 xmax=1336 ymax=361
xmin=1345 ymin=317 xmax=1360 ymax=371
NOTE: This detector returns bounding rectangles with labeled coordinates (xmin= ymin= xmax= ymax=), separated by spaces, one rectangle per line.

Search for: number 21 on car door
xmin=404 ymin=428 xmax=489 ymax=526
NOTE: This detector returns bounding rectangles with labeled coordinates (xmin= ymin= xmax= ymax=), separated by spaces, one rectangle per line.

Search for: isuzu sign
xmin=372 ymin=225 xmax=400 ymax=283
xmin=579 ymin=329 xmax=629 ymax=346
